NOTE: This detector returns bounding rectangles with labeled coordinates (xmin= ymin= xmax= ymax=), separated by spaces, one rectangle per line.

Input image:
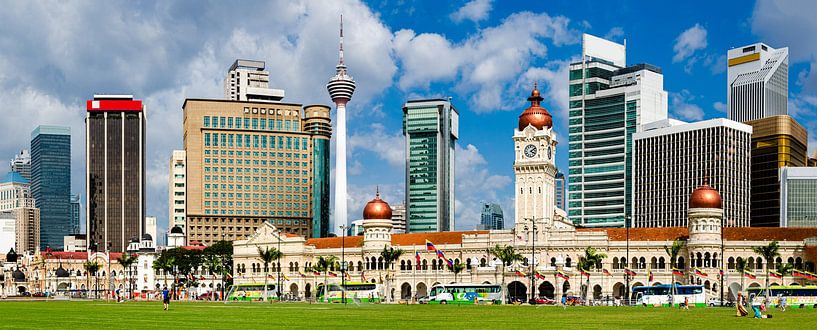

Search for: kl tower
xmin=327 ymin=15 xmax=355 ymax=235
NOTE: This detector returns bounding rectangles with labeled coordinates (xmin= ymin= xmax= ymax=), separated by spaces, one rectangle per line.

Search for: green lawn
xmin=0 ymin=300 xmax=812 ymax=329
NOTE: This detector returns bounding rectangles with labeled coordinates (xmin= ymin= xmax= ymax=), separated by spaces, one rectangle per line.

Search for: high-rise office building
xmin=727 ymin=43 xmax=788 ymax=122
xmin=808 ymin=150 xmax=817 ymax=167
xmin=568 ymin=33 xmax=668 ymax=227
xmin=0 ymin=172 xmax=39 ymax=253
xmin=479 ymin=203 xmax=504 ymax=230
xmin=168 ymin=150 xmax=187 ymax=237
xmin=224 ymin=59 xmax=285 ymax=102
xmin=391 ymin=203 xmax=407 ymax=233
xmin=86 ymin=95 xmax=146 ymax=252
xmin=31 ymin=125 xmax=71 ymax=249
xmin=745 ymin=115 xmax=808 ymax=227
xmin=69 ymin=194 xmax=80 ymax=234
xmin=145 ymin=216 xmax=157 ymax=241
xmin=633 ymin=119 xmax=752 ymax=228
xmin=0 ymin=172 xmax=34 ymax=211
xmin=9 ymin=149 xmax=31 ymax=180
xmin=780 ymin=167 xmax=817 ymax=227
xmin=182 ymin=98 xmax=330 ymax=244
xmin=555 ymin=172 xmax=566 ymax=211
xmin=327 ymin=16 xmax=355 ymax=235
xmin=303 ymin=105 xmax=332 ymax=238
xmin=403 ymin=98 xmax=458 ymax=232
xmin=0 ymin=212 xmax=14 ymax=254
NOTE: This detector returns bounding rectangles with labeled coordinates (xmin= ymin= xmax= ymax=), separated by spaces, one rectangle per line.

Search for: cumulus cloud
xmin=348 ymin=123 xmax=405 ymax=169
xmin=604 ymin=26 xmax=625 ymax=41
xmin=713 ymin=101 xmax=726 ymax=113
xmin=450 ymin=0 xmax=493 ymax=24
xmin=518 ymin=60 xmax=572 ymax=121
xmin=673 ymin=24 xmax=708 ymax=63
xmin=670 ymin=90 xmax=705 ymax=121
xmin=454 ymin=144 xmax=512 ymax=230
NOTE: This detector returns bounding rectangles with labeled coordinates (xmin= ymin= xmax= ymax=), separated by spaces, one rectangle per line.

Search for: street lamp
xmin=275 ymin=229 xmax=282 ymax=301
xmin=221 ymin=232 xmax=226 ymax=301
xmin=720 ymin=216 xmax=726 ymax=307
xmin=523 ymin=217 xmax=545 ymax=303
xmin=625 ymin=215 xmax=631 ymax=305
xmin=339 ymin=224 xmax=348 ymax=305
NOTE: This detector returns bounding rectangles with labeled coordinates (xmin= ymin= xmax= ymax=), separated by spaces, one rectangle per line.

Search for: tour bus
xmin=747 ymin=285 xmax=817 ymax=308
xmin=226 ymin=283 xmax=277 ymax=301
xmin=316 ymin=282 xmax=382 ymax=303
xmin=633 ymin=284 xmax=706 ymax=307
xmin=427 ymin=283 xmax=503 ymax=305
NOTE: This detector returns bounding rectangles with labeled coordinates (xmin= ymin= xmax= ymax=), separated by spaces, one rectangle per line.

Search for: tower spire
xmin=338 ymin=14 xmax=345 ymax=66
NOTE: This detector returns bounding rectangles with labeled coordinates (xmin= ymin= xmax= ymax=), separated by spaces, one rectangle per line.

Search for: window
xmin=203 ymin=116 xmax=210 ymax=127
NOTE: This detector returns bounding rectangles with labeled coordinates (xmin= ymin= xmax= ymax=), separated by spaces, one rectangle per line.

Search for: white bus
xmin=316 ymin=282 xmax=382 ymax=303
xmin=633 ymin=285 xmax=706 ymax=307
xmin=428 ymin=283 xmax=503 ymax=305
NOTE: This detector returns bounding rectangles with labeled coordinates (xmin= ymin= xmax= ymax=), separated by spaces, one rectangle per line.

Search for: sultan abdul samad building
xmin=232 ymin=86 xmax=817 ymax=303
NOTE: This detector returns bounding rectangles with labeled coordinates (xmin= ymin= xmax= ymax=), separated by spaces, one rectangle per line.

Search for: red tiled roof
xmin=306 ymin=235 xmax=364 ymax=249
xmin=577 ymin=227 xmax=689 ymax=241
xmin=41 ymin=251 xmax=124 ymax=260
xmin=577 ymin=227 xmax=817 ymax=242
xmin=305 ymin=231 xmax=488 ymax=249
xmin=182 ymin=245 xmax=207 ymax=251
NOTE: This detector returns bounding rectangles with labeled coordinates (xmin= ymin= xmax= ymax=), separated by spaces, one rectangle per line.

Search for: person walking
xmin=162 ymin=287 xmax=170 ymax=311
xmin=683 ymin=297 xmax=689 ymax=310
xmin=779 ymin=295 xmax=787 ymax=312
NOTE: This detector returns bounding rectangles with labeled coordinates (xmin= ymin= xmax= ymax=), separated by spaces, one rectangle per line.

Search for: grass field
xmin=0 ymin=300 xmax=812 ymax=329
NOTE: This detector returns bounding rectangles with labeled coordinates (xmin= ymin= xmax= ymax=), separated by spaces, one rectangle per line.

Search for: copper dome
xmin=363 ymin=189 xmax=392 ymax=220
xmin=518 ymin=83 xmax=553 ymax=131
xmin=689 ymin=181 xmax=722 ymax=209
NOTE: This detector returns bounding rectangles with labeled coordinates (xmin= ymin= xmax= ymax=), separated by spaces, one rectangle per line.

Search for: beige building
xmin=14 ymin=208 xmax=39 ymax=253
xmin=182 ymin=98 xmax=331 ymax=244
xmin=168 ymin=150 xmax=187 ymax=241
xmin=0 ymin=172 xmax=39 ymax=253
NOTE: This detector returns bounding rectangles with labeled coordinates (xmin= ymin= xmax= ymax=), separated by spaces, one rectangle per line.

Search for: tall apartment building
xmin=0 ymin=212 xmax=14 ymax=254
xmin=0 ymin=172 xmax=40 ymax=253
xmin=182 ymin=98 xmax=331 ymax=244
xmin=31 ymin=125 xmax=71 ymax=249
xmin=745 ymin=115 xmax=807 ymax=227
xmin=69 ymin=194 xmax=80 ymax=234
xmin=568 ymin=33 xmax=668 ymax=228
xmin=168 ymin=150 xmax=187 ymax=238
xmin=479 ymin=203 xmax=504 ymax=230
xmin=86 ymin=95 xmax=146 ymax=252
xmin=391 ymin=203 xmax=407 ymax=233
xmin=302 ymin=105 xmax=332 ymax=238
xmin=555 ymin=172 xmax=566 ymax=210
xmin=727 ymin=43 xmax=788 ymax=122
xmin=633 ymin=119 xmax=752 ymax=228
xmin=145 ymin=216 xmax=157 ymax=241
xmin=780 ymin=167 xmax=817 ymax=227
xmin=224 ymin=59 xmax=285 ymax=102
xmin=9 ymin=149 xmax=31 ymax=180
xmin=403 ymin=99 xmax=458 ymax=232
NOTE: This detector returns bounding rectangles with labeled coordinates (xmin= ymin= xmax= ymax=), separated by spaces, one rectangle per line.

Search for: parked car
xmin=32 ymin=292 xmax=46 ymax=297
xmin=565 ymin=296 xmax=584 ymax=306
xmin=417 ymin=296 xmax=430 ymax=304
xmin=197 ymin=292 xmax=219 ymax=300
xmin=529 ymin=297 xmax=557 ymax=305
xmin=708 ymin=298 xmax=734 ymax=307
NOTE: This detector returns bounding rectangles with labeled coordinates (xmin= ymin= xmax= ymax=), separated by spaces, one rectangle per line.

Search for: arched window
xmin=357 ymin=261 xmax=362 ymax=271
xmin=612 ymin=257 xmax=619 ymax=269
xmin=639 ymin=257 xmax=646 ymax=269
xmin=795 ymin=257 xmax=803 ymax=269
xmin=289 ymin=262 xmax=294 ymax=271
xmin=523 ymin=257 xmax=529 ymax=266
xmin=788 ymin=257 xmax=795 ymax=265
xmin=696 ymin=252 xmax=703 ymax=268
xmin=566 ymin=257 xmax=572 ymax=268
xmin=704 ymin=252 xmax=711 ymax=268
xmin=631 ymin=257 xmax=638 ymax=269
xmin=728 ymin=257 xmax=735 ymax=269
xmin=431 ymin=259 xmax=437 ymax=270
xmin=659 ymin=257 xmax=666 ymax=270
xmin=551 ymin=257 xmax=556 ymax=267
xmin=422 ymin=260 xmax=428 ymax=270
xmin=712 ymin=253 xmax=718 ymax=268
xmin=748 ymin=257 xmax=755 ymax=269
xmin=400 ymin=260 xmax=406 ymax=271
xmin=407 ymin=261 xmax=412 ymax=270
xmin=756 ymin=257 xmax=763 ymax=270
xmin=295 ymin=262 xmax=299 ymax=271
xmin=677 ymin=257 xmax=685 ymax=269
xmin=378 ymin=257 xmax=384 ymax=270
xmin=466 ymin=258 xmax=472 ymax=270
xmin=480 ymin=258 xmax=486 ymax=267
xmin=650 ymin=257 xmax=658 ymax=269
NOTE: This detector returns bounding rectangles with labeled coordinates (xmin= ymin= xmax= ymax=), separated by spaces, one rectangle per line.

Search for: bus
xmin=427 ymin=283 xmax=502 ymax=305
xmin=316 ymin=282 xmax=382 ymax=303
xmin=747 ymin=285 xmax=817 ymax=308
xmin=226 ymin=283 xmax=277 ymax=301
xmin=633 ymin=285 xmax=705 ymax=307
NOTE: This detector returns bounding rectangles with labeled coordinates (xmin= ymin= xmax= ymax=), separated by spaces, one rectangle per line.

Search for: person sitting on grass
xmin=752 ymin=304 xmax=772 ymax=319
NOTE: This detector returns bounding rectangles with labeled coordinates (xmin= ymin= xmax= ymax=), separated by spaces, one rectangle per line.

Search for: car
xmin=197 ymin=292 xmax=219 ymax=300
xmin=32 ymin=292 xmax=46 ymax=297
xmin=565 ymin=296 xmax=584 ymax=306
xmin=529 ymin=297 xmax=557 ymax=305
xmin=417 ymin=296 xmax=430 ymax=304
xmin=707 ymin=298 xmax=734 ymax=307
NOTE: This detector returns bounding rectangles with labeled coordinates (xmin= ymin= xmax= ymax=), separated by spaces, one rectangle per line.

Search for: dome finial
xmin=376 ymin=185 xmax=380 ymax=198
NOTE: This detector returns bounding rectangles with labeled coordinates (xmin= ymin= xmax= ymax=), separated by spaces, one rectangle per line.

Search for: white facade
xmin=0 ymin=175 xmax=35 ymax=211
xmin=0 ymin=212 xmax=14 ymax=254
xmin=63 ymin=234 xmax=87 ymax=252
xmin=514 ymin=120 xmax=558 ymax=226
xmin=168 ymin=150 xmax=186 ymax=235
xmin=727 ymin=42 xmax=788 ymax=122
xmin=633 ymin=119 xmax=752 ymax=227
xmin=223 ymin=59 xmax=284 ymax=102
xmin=9 ymin=149 xmax=31 ymax=180
xmin=780 ymin=167 xmax=817 ymax=227
xmin=145 ymin=216 xmax=157 ymax=242
xmin=391 ymin=203 xmax=406 ymax=234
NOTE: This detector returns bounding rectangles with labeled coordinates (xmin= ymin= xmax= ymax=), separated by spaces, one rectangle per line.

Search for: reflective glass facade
xmin=781 ymin=167 xmax=817 ymax=227
xmin=31 ymin=125 xmax=71 ymax=249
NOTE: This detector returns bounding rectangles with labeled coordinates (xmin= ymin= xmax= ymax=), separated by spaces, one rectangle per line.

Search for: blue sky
xmin=0 ymin=0 xmax=814 ymax=238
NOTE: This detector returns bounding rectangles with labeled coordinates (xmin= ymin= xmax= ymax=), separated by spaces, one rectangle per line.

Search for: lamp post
xmin=339 ymin=224 xmax=348 ymax=305
xmin=276 ymin=229 xmax=282 ymax=301
xmin=720 ymin=217 xmax=725 ymax=307
xmin=106 ymin=241 xmax=112 ymax=302
xmin=625 ymin=215 xmax=631 ymax=305
xmin=221 ymin=233 xmax=226 ymax=301
xmin=523 ymin=217 xmax=544 ymax=303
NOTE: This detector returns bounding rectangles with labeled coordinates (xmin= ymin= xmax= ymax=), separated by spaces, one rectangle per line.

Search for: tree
xmin=204 ymin=254 xmax=222 ymax=301
xmin=380 ymin=246 xmax=405 ymax=302
xmin=116 ymin=253 xmax=137 ymax=300
xmin=257 ymin=247 xmax=282 ymax=302
xmin=448 ymin=262 xmax=466 ymax=283
xmin=736 ymin=257 xmax=748 ymax=298
xmin=663 ymin=238 xmax=686 ymax=305
xmin=316 ymin=255 xmax=338 ymax=302
xmin=490 ymin=244 xmax=524 ymax=303
xmin=82 ymin=261 xmax=100 ymax=299
xmin=204 ymin=240 xmax=233 ymax=300
xmin=578 ymin=247 xmax=607 ymax=301
xmin=752 ymin=241 xmax=780 ymax=297
xmin=776 ymin=262 xmax=794 ymax=287
xmin=152 ymin=255 xmax=175 ymax=289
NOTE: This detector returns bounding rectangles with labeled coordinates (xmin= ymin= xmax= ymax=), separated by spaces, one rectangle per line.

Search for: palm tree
xmin=82 ymin=261 xmax=100 ymax=299
xmin=663 ymin=238 xmax=686 ymax=305
xmin=736 ymin=257 xmax=748 ymax=297
xmin=205 ymin=255 xmax=222 ymax=301
xmin=752 ymin=241 xmax=780 ymax=297
xmin=490 ymin=244 xmax=524 ymax=303
xmin=380 ymin=247 xmax=404 ymax=302
xmin=257 ymin=247 xmax=282 ymax=302
xmin=776 ymin=262 xmax=794 ymax=287
xmin=316 ymin=255 xmax=338 ymax=302
xmin=152 ymin=256 xmax=175 ymax=289
xmin=116 ymin=253 xmax=137 ymax=300
xmin=448 ymin=262 xmax=466 ymax=282
xmin=578 ymin=247 xmax=607 ymax=301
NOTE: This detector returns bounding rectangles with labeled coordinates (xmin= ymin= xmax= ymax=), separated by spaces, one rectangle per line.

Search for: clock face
xmin=524 ymin=144 xmax=537 ymax=158
xmin=548 ymin=146 xmax=552 ymax=159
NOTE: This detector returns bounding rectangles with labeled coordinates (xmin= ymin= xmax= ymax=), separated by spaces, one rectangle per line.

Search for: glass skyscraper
xmin=479 ymin=203 xmax=504 ymax=230
xmin=780 ymin=167 xmax=817 ymax=227
xmin=70 ymin=194 xmax=80 ymax=234
xmin=403 ymin=99 xmax=458 ymax=232
xmin=31 ymin=125 xmax=71 ymax=249
xmin=303 ymin=105 xmax=332 ymax=238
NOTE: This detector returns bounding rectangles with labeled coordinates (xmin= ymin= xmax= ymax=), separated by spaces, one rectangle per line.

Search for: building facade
xmin=85 ymin=95 xmax=146 ymax=252
xmin=727 ymin=42 xmax=788 ymax=122
xmin=9 ymin=149 xmax=31 ymax=180
xmin=0 ymin=172 xmax=40 ymax=253
xmin=633 ymin=119 xmax=752 ymax=227
xmin=479 ymin=203 xmax=504 ymax=230
xmin=745 ymin=115 xmax=808 ymax=227
xmin=168 ymin=150 xmax=187 ymax=238
xmin=568 ymin=33 xmax=668 ymax=228
xmin=402 ymin=99 xmax=458 ymax=232
xmin=69 ymin=194 xmax=80 ymax=235
xmin=555 ymin=172 xmax=566 ymax=211
xmin=391 ymin=203 xmax=407 ymax=234
xmin=31 ymin=125 xmax=71 ymax=250
xmin=303 ymin=105 xmax=332 ymax=238
xmin=780 ymin=167 xmax=817 ymax=227
xmin=14 ymin=208 xmax=40 ymax=253
xmin=0 ymin=212 xmax=14 ymax=254
xmin=224 ymin=59 xmax=285 ymax=102
xmin=182 ymin=98 xmax=330 ymax=244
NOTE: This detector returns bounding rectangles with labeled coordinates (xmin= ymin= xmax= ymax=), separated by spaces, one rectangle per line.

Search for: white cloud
xmin=454 ymin=144 xmax=512 ymax=230
xmin=672 ymin=24 xmax=708 ymax=63
xmin=670 ymin=90 xmax=704 ymax=121
xmin=348 ymin=123 xmax=405 ymax=170
xmin=604 ymin=26 xmax=625 ymax=40
xmin=518 ymin=60 xmax=572 ymax=121
xmin=450 ymin=0 xmax=493 ymax=24
xmin=713 ymin=101 xmax=726 ymax=113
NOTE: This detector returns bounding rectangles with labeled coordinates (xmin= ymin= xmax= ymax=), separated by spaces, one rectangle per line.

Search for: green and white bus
xmin=226 ymin=283 xmax=277 ymax=301
xmin=427 ymin=283 xmax=502 ymax=305
xmin=748 ymin=285 xmax=817 ymax=308
xmin=316 ymin=282 xmax=382 ymax=303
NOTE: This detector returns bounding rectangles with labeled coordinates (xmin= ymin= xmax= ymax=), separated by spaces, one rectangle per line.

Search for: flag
xmin=579 ymin=268 xmax=590 ymax=279
xmin=769 ymin=271 xmax=782 ymax=279
xmin=282 ymin=273 xmax=290 ymax=281
xmin=602 ymin=269 xmax=612 ymax=276
xmin=719 ymin=268 xmax=725 ymax=277
xmin=425 ymin=240 xmax=436 ymax=251
xmin=694 ymin=268 xmax=708 ymax=277
xmin=313 ymin=271 xmax=321 ymax=276
xmin=199 ymin=276 xmax=206 ymax=280
xmin=792 ymin=270 xmax=817 ymax=280
xmin=556 ymin=271 xmax=569 ymax=280
xmin=226 ymin=273 xmax=233 ymax=279
xmin=361 ymin=272 xmax=367 ymax=282
xmin=624 ymin=268 xmax=637 ymax=277
xmin=743 ymin=271 xmax=756 ymax=280
xmin=344 ymin=272 xmax=351 ymax=281
xmin=535 ymin=272 xmax=546 ymax=280
xmin=648 ymin=270 xmax=654 ymax=282
xmin=415 ymin=251 xmax=421 ymax=270
xmin=298 ymin=271 xmax=306 ymax=277
xmin=267 ymin=274 xmax=275 ymax=279
xmin=672 ymin=268 xmax=684 ymax=276
xmin=445 ymin=258 xmax=454 ymax=268
xmin=515 ymin=270 xmax=527 ymax=277
xmin=328 ymin=272 xmax=338 ymax=277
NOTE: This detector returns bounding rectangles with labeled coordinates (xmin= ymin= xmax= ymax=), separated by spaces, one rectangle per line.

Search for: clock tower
xmin=513 ymin=84 xmax=558 ymax=226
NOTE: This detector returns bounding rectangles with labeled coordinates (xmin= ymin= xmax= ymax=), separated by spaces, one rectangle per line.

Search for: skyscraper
xmin=31 ymin=125 xmax=71 ymax=249
xmin=403 ymin=99 xmax=458 ymax=232
xmin=727 ymin=43 xmax=788 ymax=122
xmin=0 ymin=172 xmax=39 ymax=253
xmin=69 ymin=194 xmax=80 ymax=234
xmin=555 ymin=172 xmax=566 ymax=211
xmin=745 ymin=115 xmax=808 ymax=227
xmin=224 ymin=59 xmax=285 ymax=102
xmin=303 ymin=105 xmax=332 ymax=238
xmin=326 ymin=16 xmax=355 ymax=235
xmin=390 ymin=203 xmax=407 ymax=233
xmin=633 ymin=118 xmax=752 ymax=228
xmin=567 ymin=33 xmax=668 ymax=228
xmin=86 ymin=95 xmax=146 ymax=253
xmin=9 ymin=149 xmax=31 ymax=180
xmin=780 ymin=167 xmax=817 ymax=227
xmin=479 ymin=203 xmax=504 ymax=230
xmin=168 ymin=150 xmax=187 ymax=236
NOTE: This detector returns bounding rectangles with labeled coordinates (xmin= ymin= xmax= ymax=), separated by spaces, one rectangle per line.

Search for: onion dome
xmin=690 ymin=179 xmax=722 ymax=209
xmin=363 ymin=188 xmax=392 ymax=220
xmin=12 ymin=268 xmax=25 ymax=282
xmin=518 ymin=83 xmax=553 ymax=130
xmin=55 ymin=265 xmax=69 ymax=278
xmin=130 ymin=237 xmax=139 ymax=243
xmin=142 ymin=233 xmax=153 ymax=241
xmin=170 ymin=226 xmax=184 ymax=235
xmin=6 ymin=248 xmax=17 ymax=263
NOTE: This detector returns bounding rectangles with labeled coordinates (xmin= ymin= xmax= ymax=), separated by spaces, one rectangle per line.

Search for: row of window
xmin=203 ymin=209 xmax=308 ymax=217
xmin=204 ymin=133 xmax=309 ymax=150
xmin=203 ymin=116 xmax=300 ymax=132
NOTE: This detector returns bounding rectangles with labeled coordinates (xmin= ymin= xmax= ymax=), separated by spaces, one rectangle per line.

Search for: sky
xmin=0 ymin=0 xmax=815 ymax=239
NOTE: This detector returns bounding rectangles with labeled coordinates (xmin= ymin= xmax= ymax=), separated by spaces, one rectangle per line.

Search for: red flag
xmin=602 ymin=269 xmax=612 ymax=276
xmin=415 ymin=251 xmax=421 ymax=270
